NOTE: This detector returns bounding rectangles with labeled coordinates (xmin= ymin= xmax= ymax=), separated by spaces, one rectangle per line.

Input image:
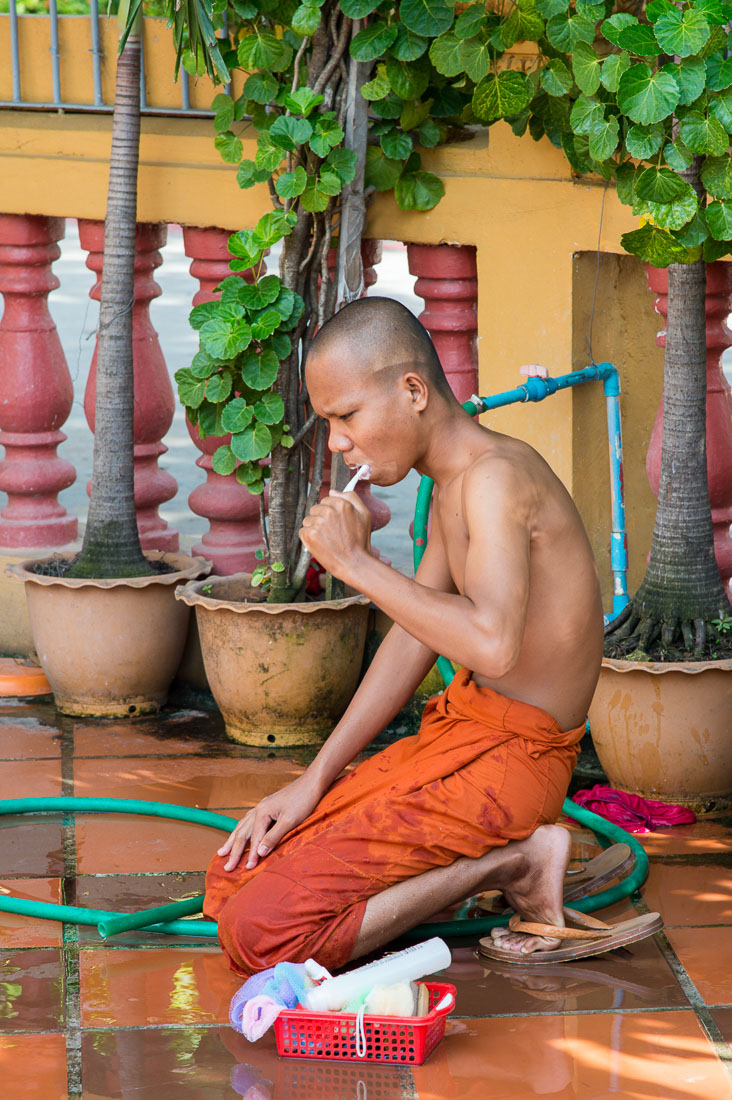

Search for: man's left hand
xmin=299 ymin=491 xmax=372 ymax=581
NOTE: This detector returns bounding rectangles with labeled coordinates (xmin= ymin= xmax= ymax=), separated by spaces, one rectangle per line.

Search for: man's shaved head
xmin=307 ymin=296 xmax=454 ymax=400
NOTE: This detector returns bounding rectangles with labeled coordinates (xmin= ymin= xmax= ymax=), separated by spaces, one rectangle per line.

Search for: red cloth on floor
xmin=572 ymin=785 xmax=696 ymax=832
xmin=204 ymin=667 xmax=585 ymax=976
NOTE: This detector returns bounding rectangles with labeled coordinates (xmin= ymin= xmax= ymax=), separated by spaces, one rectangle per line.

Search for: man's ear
xmin=403 ymin=371 xmax=429 ymax=412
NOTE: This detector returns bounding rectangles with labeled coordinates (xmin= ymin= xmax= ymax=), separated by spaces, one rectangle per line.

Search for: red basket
xmin=273 ymin=981 xmax=456 ymax=1065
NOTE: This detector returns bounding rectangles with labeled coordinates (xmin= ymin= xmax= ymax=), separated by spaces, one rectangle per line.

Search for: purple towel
xmin=572 ymin=785 xmax=696 ymax=833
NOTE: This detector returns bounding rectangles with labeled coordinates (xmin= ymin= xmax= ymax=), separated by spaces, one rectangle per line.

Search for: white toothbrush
xmin=342 ymin=463 xmax=372 ymax=493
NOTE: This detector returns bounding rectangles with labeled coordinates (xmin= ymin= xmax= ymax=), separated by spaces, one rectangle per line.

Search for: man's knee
xmin=216 ymin=871 xmax=319 ymax=974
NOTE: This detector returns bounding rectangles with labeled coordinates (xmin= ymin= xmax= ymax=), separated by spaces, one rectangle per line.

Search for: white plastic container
xmin=304 ymin=938 xmax=452 ymax=1012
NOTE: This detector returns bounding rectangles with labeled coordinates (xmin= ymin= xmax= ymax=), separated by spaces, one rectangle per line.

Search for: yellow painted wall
xmin=0 ymin=22 xmax=663 ymax=612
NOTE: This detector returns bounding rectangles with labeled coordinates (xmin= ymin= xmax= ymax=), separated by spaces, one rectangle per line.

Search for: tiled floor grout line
xmin=60 ymin=719 xmax=82 ymax=1100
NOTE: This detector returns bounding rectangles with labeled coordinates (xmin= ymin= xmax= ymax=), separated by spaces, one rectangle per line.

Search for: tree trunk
xmin=67 ymin=27 xmax=152 ymax=579
xmin=607 ymin=158 xmax=730 ymax=655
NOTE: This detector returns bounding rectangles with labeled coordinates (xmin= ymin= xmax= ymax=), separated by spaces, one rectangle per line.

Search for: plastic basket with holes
xmin=273 ymin=981 xmax=456 ymax=1064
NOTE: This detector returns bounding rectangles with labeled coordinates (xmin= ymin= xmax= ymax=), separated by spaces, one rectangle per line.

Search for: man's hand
xmin=299 ymin=491 xmax=372 ymax=582
xmin=217 ymin=774 xmax=323 ymax=872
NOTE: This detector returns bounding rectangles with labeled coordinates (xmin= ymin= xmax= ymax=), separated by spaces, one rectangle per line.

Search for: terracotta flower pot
xmin=588 ymin=656 xmax=732 ymax=808
xmin=7 ymin=551 xmax=211 ymax=718
xmin=175 ymin=574 xmax=371 ymax=746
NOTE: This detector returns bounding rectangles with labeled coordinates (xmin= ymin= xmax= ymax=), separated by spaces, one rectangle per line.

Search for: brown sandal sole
xmin=478 ymin=908 xmax=663 ymax=965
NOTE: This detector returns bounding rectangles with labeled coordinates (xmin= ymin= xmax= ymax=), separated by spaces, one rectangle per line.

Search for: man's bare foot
xmin=489 ymin=825 xmax=571 ymax=956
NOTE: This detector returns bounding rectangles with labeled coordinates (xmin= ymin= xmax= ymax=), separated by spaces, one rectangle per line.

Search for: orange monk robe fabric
xmin=204 ymin=667 xmax=585 ymax=976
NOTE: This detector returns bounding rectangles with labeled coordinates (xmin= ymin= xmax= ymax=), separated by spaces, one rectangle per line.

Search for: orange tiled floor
xmin=1 ymin=694 xmax=731 ymax=1099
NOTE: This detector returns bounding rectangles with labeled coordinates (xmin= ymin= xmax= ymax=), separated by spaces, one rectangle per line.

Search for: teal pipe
xmin=98 ymin=896 xmax=205 ymax=938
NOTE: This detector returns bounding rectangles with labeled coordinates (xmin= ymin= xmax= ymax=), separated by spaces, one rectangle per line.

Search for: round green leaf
xmin=212 ymin=444 xmax=237 ymax=476
xmin=635 ymin=165 xmax=688 ymax=203
xmin=284 ymin=88 xmax=324 ymax=117
xmin=455 ymin=4 xmax=486 ymax=39
xmin=680 ymin=110 xmax=729 ymax=155
xmin=395 ymin=169 xmax=445 ymax=210
xmin=589 ymin=115 xmax=620 ymax=161
xmin=381 ymin=129 xmax=413 ymax=159
xmin=706 ymin=199 xmax=732 ymax=239
xmin=459 ymin=36 xmax=492 ymax=83
xmin=701 ymin=155 xmax=732 ymax=198
xmin=231 ymin=422 xmax=273 ymax=462
xmin=214 ymin=132 xmax=243 ymax=164
xmin=291 ymin=4 xmax=321 ymax=35
xmin=253 ymin=392 xmax=285 ymax=425
xmin=600 ymin=51 xmax=630 ymax=93
xmin=570 ymin=94 xmax=605 ymax=136
xmin=350 ymin=20 xmax=398 ymax=62
xmin=617 ymin=64 xmax=680 ymax=125
xmin=205 ymin=372 xmax=233 ymax=403
xmin=237 ymin=32 xmax=289 ymax=71
xmin=391 ymin=23 xmax=429 ymax=59
xmin=175 ymin=368 xmax=207 ymax=410
xmin=418 ymin=119 xmax=444 ymax=147
xmin=196 ymin=402 xmax=225 ymax=439
xmin=664 ymin=139 xmax=693 ymax=171
xmin=243 ymin=72 xmax=279 ymax=105
xmin=364 ymin=145 xmax=403 ymax=190
xmin=645 ymin=0 xmax=676 ymax=22
xmin=189 ymin=301 xmax=219 ymax=331
xmin=212 ymin=93 xmax=235 ymax=133
xmin=327 ymin=147 xmax=358 ymax=184
xmin=238 ymin=275 xmax=281 ymax=310
xmin=251 ymin=309 xmax=283 ymax=341
xmin=616 ymin=23 xmax=660 ymax=56
xmin=429 ymin=32 xmax=463 ymax=77
xmin=300 ymin=177 xmax=331 ymax=213
xmin=269 ymin=116 xmax=314 ymax=152
xmin=601 ymin=13 xmax=639 ymax=48
xmin=201 ymin=316 xmax=252 ymax=361
xmin=472 ymin=71 xmax=531 ymax=122
xmin=661 ymin=58 xmax=706 ymax=107
xmin=362 ymin=66 xmax=392 ymax=101
xmin=536 ymin=0 xmax=568 ymax=15
xmin=644 ymin=191 xmax=698 ymax=231
xmin=399 ymin=0 xmax=455 ymax=37
xmin=385 ymin=55 xmax=430 ymax=99
xmin=705 ymin=53 xmax=732 ymax=93
xmin=237 ymin=160 xmax=270 ymax=190
xmin=275 ymin=166 xmax=308 ymax=199
xmin=694 ymin=0 xmax=730 ymax=26
xmin=710 ymin=90 xmax=732 ymax=133
xmin=673 ymin=209 xmax=709 ymax=247
xmin=241 ymin=348 xmax=280 ymax=390
xmin=189 ymin=350 xmax=218 ymax=380
xmin=309 ymin=117 xmax=345 ymax=158
xmin=253 ymin=211 xmax=297 ymax=251
xmin=546 ymin=12 xmax=595 ymax=52
xmin=654 ymin=9 xmax=711 ymax=58
xmin=269 ymin=287 xmax=296 ymax=322
xmin=339 ymin=0 xmax=381 ymax=14
xmin=255 ymin=133 xmax=284 ymax=174
xmin=621 ymin=223 xmax=695 ymax=265
xmin=221 ymin=398 xmax=255 ymax=434
xmin=572 ymin=41 xmax=602 ymax=96
xmin=371 ymin=94 xmax=406 ymax=119
xmin=625 ymin=123 xmax=665 ymax=159
xmin=541 ymin=59 xmax=573 ymax=97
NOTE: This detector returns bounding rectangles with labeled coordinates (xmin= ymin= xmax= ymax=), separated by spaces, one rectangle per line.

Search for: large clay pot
xmin=588 ymin=657 xmax=732 ymax=808
xmin=176 ymin=573 xmax=371 ymax=746
xmin=7 ymin=551 xmax=210 ymax=718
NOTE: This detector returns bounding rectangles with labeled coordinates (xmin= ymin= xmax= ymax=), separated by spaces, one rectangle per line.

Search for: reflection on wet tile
xmin=443 ymin=940 xmax=686 ymax=1017
xmin=0 ymin=878 xmax=63 ymax=947
xmin=79 ymin=948 xmax=241 ymax=1027
xmin=0 ymin=949 xmax=64 ymax=1031
xmin=642 ymin=862 xmax=732 ymax=926
xmin=81 ymin=1026 xmax=409 ymax=1099
xmin=711 ymin=1007 xmax=732 ymax=1050
xmin=666 ymin=927 xmax=732 ymax=1005
xmin=0 ymin=1033 xmax=67 ymax=1100
xmin=0 ymin=817 xmax=65 ymax=877
xmin=0 ymin=759 xmax=62 ymax=798
xmin=76 ymin=872 xmax=209 ymax=946
xmin=0 ymin=721 xmax=62 ymax=759
xmin=75 ymin=814 xmax=233 ymax=874
xmin=73 ymin=757 xmax=304 ymax=807
xmin=412 ymin=1011 xmax=732 ymax=1100
xmin=638 ymin=821 xmax=732 ymax=857
xmin=73 ymin=712 xmax=224 ymax=757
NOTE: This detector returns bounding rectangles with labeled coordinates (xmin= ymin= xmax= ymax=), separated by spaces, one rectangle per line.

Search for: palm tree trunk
xmin=67 ymin=21 xmax=151 ymax=579
xmin=606 ymin=158 xmax=730 ymax=655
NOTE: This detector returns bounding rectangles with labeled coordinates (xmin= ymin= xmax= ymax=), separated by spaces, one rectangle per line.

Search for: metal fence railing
xmin=0 ymin=2 xmax=218 ymax=115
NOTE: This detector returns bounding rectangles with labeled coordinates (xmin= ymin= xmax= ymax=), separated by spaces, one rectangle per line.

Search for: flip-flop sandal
xmin=477 ymin=907 xmax=663 ymax=965
xmin=476 ymin=843 xmax=635 ymax=913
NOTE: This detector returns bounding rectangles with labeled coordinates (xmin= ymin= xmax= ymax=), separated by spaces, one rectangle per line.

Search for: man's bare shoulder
xmin=461 ymin=435 xmax=542 ymax=513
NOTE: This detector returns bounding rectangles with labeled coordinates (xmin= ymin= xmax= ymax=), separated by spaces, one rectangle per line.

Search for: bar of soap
xmin=363 ymin=982 xmax=417 ymax=1017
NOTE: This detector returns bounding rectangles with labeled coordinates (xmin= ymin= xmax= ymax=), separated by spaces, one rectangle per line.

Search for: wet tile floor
xmin=0 ymin=695 xmax=731 ymax=1099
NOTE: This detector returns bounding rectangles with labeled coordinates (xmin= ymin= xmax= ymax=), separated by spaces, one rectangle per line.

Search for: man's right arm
xmin=217 ymin=521 xmax=456 ymax=870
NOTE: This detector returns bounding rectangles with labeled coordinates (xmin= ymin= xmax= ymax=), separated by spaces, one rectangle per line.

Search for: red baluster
xmin=78 ymin=219 xmax=179 ymax=551
xmin=0 ymin=214 xmax=77 ymax=547
xmin=182 ymin=225 xmax=264 ymax=574
xmin=406 ymin=243 xmax=478 ymax=404
xmin=646 ymin=263 xmax=732 ymax=589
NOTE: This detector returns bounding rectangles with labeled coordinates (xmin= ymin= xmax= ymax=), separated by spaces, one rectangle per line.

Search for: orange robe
xmin=204 ymin=667 xmax=584 ymax=975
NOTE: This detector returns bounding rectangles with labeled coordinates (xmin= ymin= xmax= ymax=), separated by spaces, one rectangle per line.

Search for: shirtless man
xmin=203 ymin=296 xmax=605 ymax=971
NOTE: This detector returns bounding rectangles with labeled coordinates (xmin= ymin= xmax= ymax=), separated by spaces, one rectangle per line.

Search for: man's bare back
xmin=433 ymin=433 xmax=603 ymax=731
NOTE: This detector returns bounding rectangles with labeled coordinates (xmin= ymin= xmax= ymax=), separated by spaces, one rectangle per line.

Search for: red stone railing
xmin=0 ymin=213 xmax=480 ymax=574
